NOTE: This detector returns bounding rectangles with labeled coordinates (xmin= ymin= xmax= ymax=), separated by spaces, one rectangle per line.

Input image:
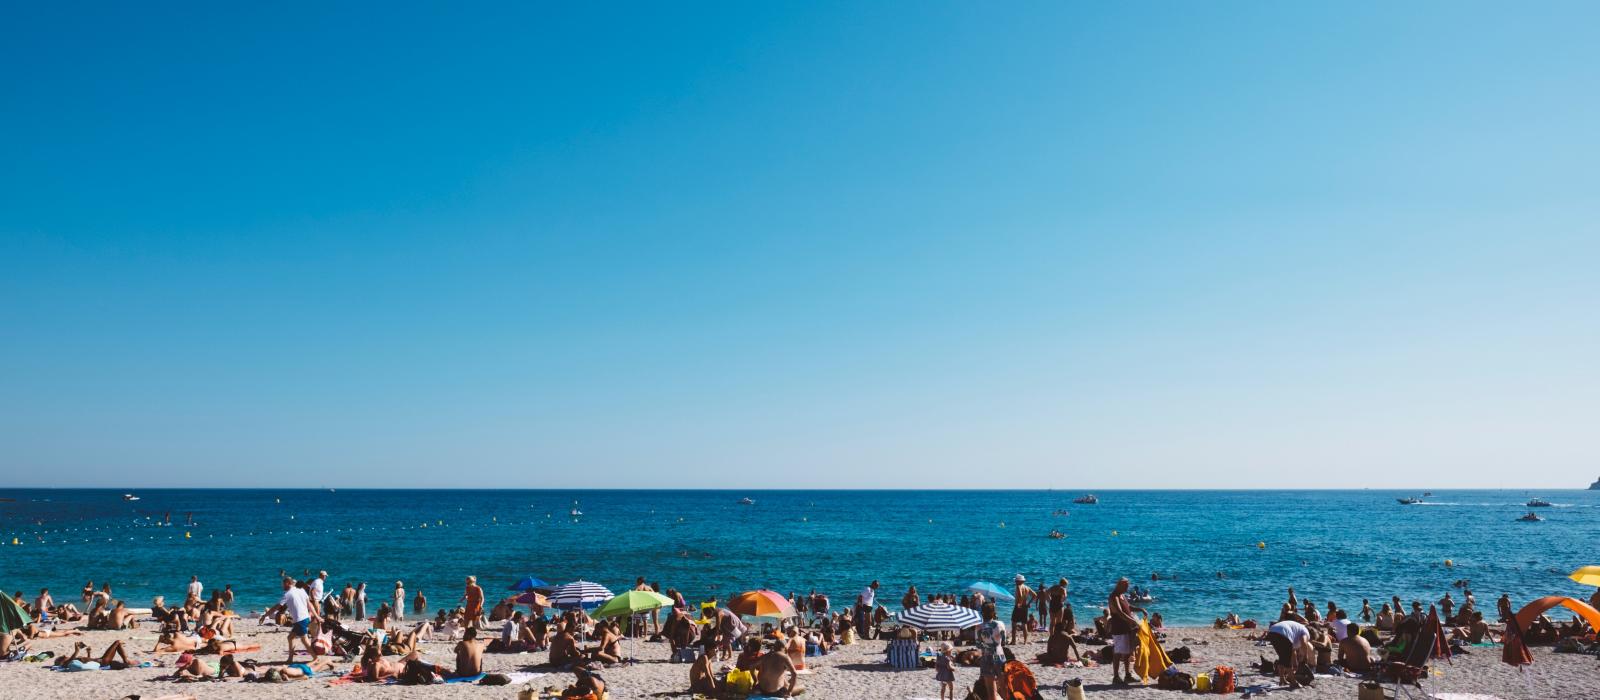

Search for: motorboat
xmin=1517 ymin=512 xmax=1543 ymax=522
xmin=1423 ymin=492 xmax=1433 ymax=497
xmin=737 ymin=497 xmax=755 ymax=505
xmin=1397 ymin=497 xmax=1423 ymax=505
xmin=1526 ymin=498 xmax=1552 ymax=508
xmin=123 ymin=494 xmax=140 ymax=501
xmin=1072 ymin=494 xmax=1099 ymax=504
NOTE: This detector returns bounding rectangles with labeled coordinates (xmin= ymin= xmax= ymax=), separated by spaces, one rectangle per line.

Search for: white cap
xmin=1015 ymin=574 xmax=1025 ymax=582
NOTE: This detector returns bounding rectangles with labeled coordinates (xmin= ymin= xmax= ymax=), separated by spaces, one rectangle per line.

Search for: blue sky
xmin=3 ymin=2 xmax=1596 ymax=488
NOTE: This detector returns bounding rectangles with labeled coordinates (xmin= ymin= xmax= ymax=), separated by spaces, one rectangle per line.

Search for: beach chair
xmin=886 ymin=636 xmax=922 ymax=669
xmin=1384 ymin=607 xmax=1450 ymax=700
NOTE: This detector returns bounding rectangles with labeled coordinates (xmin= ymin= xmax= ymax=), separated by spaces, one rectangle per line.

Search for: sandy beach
xmin=3 ymin=617 xmax=1594 ymax=699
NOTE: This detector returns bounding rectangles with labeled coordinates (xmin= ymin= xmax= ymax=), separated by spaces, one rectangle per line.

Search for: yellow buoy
xmin=1444 ymin=559 xmax=1454 ymax=567
xmin=1111 ymin=530 xmax=1118 ymax=536
xmin=185 ymin=531 xmax=191 ymax=539
xmin=1257 ymin=541 xmax=1266 ymax=549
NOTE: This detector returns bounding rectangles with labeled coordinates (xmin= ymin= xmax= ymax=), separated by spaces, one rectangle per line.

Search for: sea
xmin=2 ymin=489 xmax=1596 ymax=625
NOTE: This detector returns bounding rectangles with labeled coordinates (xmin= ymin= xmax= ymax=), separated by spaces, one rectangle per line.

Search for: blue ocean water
xmin=2 ymin=489 xmax=1596 ymax=624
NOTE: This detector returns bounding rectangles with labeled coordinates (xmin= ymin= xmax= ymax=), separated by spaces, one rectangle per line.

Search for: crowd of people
xmin=5 ymin=571 xmax=1599 ymax=698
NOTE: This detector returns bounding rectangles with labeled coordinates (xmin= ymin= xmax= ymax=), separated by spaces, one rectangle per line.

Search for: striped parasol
xmin=549 ymin=580 xmax=615 ymax=609
xmin=897 ymin=602 xmax=982 ymax=631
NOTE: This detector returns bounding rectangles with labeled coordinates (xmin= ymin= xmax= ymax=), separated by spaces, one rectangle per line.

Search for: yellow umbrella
xmin=1570 ymin=566 xmax=1600 ymax=587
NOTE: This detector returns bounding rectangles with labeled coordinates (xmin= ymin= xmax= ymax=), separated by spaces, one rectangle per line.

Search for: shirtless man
xmin=455 ymin=626 xmax=487 ymax=676
xmin=1012 ymin=575 xmax=1037 ymax=644
xmin=33 ymin=589 xmax=53 ymax=625
xmin=549 ymin=621 xmax=581 ymax=667
xmin=1107 ymin=578 xmax=1145 ymax=686
xmin=1337 ymin=623 xmax=1374 ymax=673
xmin=756 ymin=638 xmax=803 ymax=697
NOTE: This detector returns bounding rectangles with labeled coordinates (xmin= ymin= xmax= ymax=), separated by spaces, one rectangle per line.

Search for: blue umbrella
xmin=509 ymin=576 xmax=550 ymax=591
xmin=966 ymin=581 xmax=1015 ymax=601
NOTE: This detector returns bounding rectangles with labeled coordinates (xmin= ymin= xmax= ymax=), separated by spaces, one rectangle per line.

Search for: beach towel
xmin=445 ymin=672 xmax=487 ymax=683
xmin=1131 ymin=619 xmax=1172 ymax=681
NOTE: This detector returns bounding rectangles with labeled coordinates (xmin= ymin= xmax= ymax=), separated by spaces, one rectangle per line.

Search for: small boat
xmin=1526 ymin=498 xmax=1552 ymax=507
xmin=1517 ymin=512 xmax=1543 ymax=522
xmin=1397 ymin=497 xmax=1423 ymax=505
xmin=1423 ymin=492 xmax=1433 ymax=497
xmin=737 ymin=497 xmax=755 ymax=505
xmin=569 ymin=500 xmax=583 ymax=517
xmin=123 ymin=494 xmax=140 ymax=501
xmin=1072 ymin=494 xmax=1099 ymax=504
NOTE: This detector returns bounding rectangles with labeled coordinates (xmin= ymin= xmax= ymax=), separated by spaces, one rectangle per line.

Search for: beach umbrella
xmin=0 ymin=592 xmax=30 ymax=634
xmin=509 ymin=575 xmax=550 ymax=591
xmin=729 ymin=590 xmax=797 ymax=619
xmin=549 ymin=580 xmax=614 ymax=609
xmin=1569 ymin=566 xmax=1600 ymax=587
xmin=592 ymin=590 xmax=673 ymax=620
xmin=897 ymin=602 xmax=981 ymax=631
xmin=514 ymin=591 xmax=551 ymax=607
xmin=966 ymin=581 xmax=1014 ymax=601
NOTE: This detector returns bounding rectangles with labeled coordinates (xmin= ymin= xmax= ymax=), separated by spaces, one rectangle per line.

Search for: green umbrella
xmin=592 ymin=590 xmax=673 ymax=619
xmin=0 ymin=591 xmax=31 ymax=634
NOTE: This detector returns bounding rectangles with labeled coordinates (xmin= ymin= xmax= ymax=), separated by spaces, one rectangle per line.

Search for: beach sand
xmin=4 ymin=620 xmax=1593 ymax=699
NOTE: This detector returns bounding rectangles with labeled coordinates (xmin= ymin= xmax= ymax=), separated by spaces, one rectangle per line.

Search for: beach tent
xmin=1514 ymin=596 xmax=1600 ymax=636
xmin=0 ymin=592 xmax=30 ymax=634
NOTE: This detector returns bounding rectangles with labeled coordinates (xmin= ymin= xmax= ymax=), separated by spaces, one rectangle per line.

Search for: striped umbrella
xmin=549 ymin=580 xmax=615 ymax=609
xmin=897 ymin=602 xmax=982 ymax=631
xmin=730 ymin=590 xmax=797 ymax=619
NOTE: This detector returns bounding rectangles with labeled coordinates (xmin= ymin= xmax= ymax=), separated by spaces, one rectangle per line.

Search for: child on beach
xmin=935 ymin=641 xmax=956 ymax=700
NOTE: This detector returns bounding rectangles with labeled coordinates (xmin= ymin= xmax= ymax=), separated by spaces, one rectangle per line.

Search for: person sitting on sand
xmin=1338 ymin=623 xmax=1374 ymax=673
xmin=688 ymin=652 xmax=718 ymax=694
xmin=583 ymin=619 xmax=622 ymax=665
xmin=735 ymin=635 xmax=764 ymax=671
xmin=383 ymin=621 xmax=434 ymax=656
xmin=452 ymin=626 xmax=488 ymax=676
xmin=561 ymin=662 xmax=607 ymax=698
xmin=1 ymin=628 xmax=28 ymax=660
xmin=53 ymin=640 xmax=138 ymax=671
xmin=1375 ymin=603 xmax=1395 ymax=631
xmin=550 ymin=620 xmax=582 ymax=667
xmin=756 ymin=637 xmax=804 ymax=696
xmin=1036 ymin=619 xmax=1081 ymax=665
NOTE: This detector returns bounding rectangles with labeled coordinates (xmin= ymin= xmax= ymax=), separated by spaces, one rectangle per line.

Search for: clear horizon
xmin=3 ymin=3 xmax=1598 ymax=489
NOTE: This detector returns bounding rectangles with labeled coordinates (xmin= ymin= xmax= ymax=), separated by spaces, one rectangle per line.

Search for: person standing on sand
xmin=186 ymin=575 xmax=202 ymax=605
xmin=1012 ymin=575 xmax=1037 ymax=644
xmin=1047 ymin=578 xmax=1068 ymax=633
xmin=354 ymin=582 xmax=367 ymax=621
xmin=393 ymin=581 xmax=405 ymax=622
xmin=278 ymin=577 xmax=318 ymax=664
xmin=856 ymin=580 xmax=878 ymax=639
xmin=974 ymin=601 xmax=1007 ymax=700
xmin=463 ymin=576 xmax=485 ymax=629
xmin=1107 ymin=577 xmax=1145 ymax=686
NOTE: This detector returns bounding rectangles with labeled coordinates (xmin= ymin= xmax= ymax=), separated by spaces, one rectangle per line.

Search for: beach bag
xmin=1193 ymin=672 xmax=1211 ymax=692
xmin=1063 ymin=677 xmax=1086 ymax=700
xmin=726 ymin=668 xmax=754 ymax=694
xmin=1156 ymin=669 xmax=1193 ymax=690
xmin=1002 ymin=659 xmax=1039 ymax=700
xmin=1211 ymin=665 xmax=1235 ymax=693
xmin=480 ymin=673 xmax=511 ymax=686
xmin=1168 ymin=645 xmax=1191 ymax=663
xmin=1358 ymin=680 xmax=1387 ymax=700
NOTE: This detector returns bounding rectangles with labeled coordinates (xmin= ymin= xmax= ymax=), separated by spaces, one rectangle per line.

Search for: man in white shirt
xmin=312 ymin=571 xmax=327 ymax=605
xmin=856 ymin=580 xmax=879 ymax=639
xmin=186 ymin=576 xmax=203 ymax=604
xmin=279 ymin=577 xmax=319 ymax=664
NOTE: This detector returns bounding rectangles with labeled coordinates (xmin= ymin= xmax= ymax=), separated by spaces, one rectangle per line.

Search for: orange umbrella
xmin=729 ymin=590 xmax=797 ymax=618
